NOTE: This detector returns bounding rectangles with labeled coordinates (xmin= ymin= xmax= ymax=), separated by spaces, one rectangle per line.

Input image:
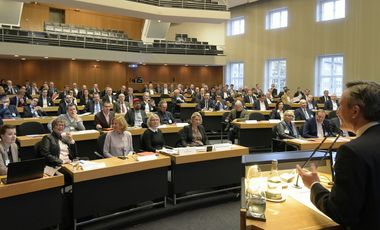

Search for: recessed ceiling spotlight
xmin=71 ymin=58 xmax=76 ymax=60
xmin=14 ymin=55 xmax=19 ymax=57
xmin=164 ymin=64 xmax=167 ymax=66
xmin=21 ymin=58 xmax=26 ymax=60
xmin=96 ymin=60 xmax=100 ymax=62
xmin=44 ymin=56 xmax=49 ymax=59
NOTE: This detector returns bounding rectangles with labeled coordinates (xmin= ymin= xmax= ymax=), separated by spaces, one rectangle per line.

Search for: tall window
xmin=226 ymin=62 xmax=244 ymax=88
xmin=265 ymin=59 xmax=287 ymax=92
xmin=317 ymin=0 xmax=345 ymax=22
xmin=266 ymin=8 xmax=288 ymax=30
xmin=227 ymin=17 xmax=245 ymax=36
xmin=315 ymin=55 xmax=344 ymax=96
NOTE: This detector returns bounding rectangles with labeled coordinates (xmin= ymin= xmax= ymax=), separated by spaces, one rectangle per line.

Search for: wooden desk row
xmin=16 ymin=105 xmax=85 ymax=114
xmin=1 ymin=145 xmax=249 ymax=229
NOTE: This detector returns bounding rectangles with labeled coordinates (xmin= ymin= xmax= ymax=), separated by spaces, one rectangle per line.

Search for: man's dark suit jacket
xmin=243 ymin=95 xmax=257 ymax=104
xmin=22 ymin=106 xmax=47 ymax=118
xmin=271 ymin=88 xmax=278 ymax=97
xmin=179 ymin=124 xmax=209 ymax=147
xmin=102 ymin=95 xmax=116 ymax=104
xmin=156 ymin=110 xmax=175 ymax=124
xmin=10 ymin=96 xmax=27 ymax=107
xmin=307 ymin=100 xmax=318 ymax=110
xmin=94 ymin=111 xmax=115 ymax=129
xmin=141 ymin=101 xmax=155 ymax=112
xmin=318 ymin=95 xmax=331 ymax=104
xmin=197 ymin=99 xmax=215 ymax=110
xmin=302 ymin=117 xmax=333 ymax=138
xmin=214 ymin=100 xmax=227 ymax=111
xmin=324 ymin=100 xmax=340 ymax=111
xmin=85 ymin=101 xmax=102 ymax=114
xmin=57 ymin=102 xmax=68 ymax=115
xmin=124 ymin=109 xmax=147 ymax=127
xmin=37 ymin=96 xmax=54 ymax=107
xmin=253 ymin=100 xmax=269 ymax=110
xmin=0 ymin=105 xmax=19 ymax=118
xmin=311 ymin=124 xmax=380 ymax=229
xmin=294 ymin=107 xmax=314 ymax=120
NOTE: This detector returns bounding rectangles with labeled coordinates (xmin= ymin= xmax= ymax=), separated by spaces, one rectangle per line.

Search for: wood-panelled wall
xmin=20 ymin=3 xmax=144 ymax=40
xmin=1 ymin=60 xmax=223 ymax=90
xmin=1 ymin=60 xmax=127 ymax=90
xmin=127 ymin=65 xmax=223 ymax=86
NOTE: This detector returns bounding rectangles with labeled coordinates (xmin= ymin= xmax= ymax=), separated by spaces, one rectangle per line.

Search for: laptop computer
xmin=1 ymin=158 xmax=45 ymax=184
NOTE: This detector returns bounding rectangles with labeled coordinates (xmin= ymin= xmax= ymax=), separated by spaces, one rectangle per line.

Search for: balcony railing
xmin=0 ymin=28 xmax=224 ymax=56
xmin=127 ymin=0 xmax=227 ymax=11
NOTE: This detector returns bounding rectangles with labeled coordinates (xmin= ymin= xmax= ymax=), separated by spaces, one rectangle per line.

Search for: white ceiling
xmin=227 ymin=0 xmax=259 ymax=9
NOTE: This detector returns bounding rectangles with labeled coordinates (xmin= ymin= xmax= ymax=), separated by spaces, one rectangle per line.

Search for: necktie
xmin=205 ymin=100 xmax=208 ymax=109
xmin=7 ymin=147 xmax=13 ymax=163
xmin=304 ymin=109 xmax=310 ymax=119
xmin=95 ymin=103 xmax=99 ymax=113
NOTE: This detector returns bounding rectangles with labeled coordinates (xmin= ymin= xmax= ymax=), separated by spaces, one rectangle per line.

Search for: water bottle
xmin=266 ymin=159 xmax=283 ymax=200
xmin=246 ymin=165 xmax=266 ymax=220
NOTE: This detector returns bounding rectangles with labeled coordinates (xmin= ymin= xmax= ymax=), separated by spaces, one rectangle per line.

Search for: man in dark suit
xmin=306 ymin=94 xmax=318 ymax=110
xmin=0 ymin=96 xmax=20 ymax=118
xmin=243 ymin=89 xmax=257 ymax=105
xmin=324 ymin=94 xmax=339 ymax=111
xmin=295 ymin=99 xmax=314 ymax=120
xmin=57 ymin=94 xmax=74 ymax=115
xmin=253 ymin=94 xmax=269 ymax=111
xmin=113 ymin=93 xmax=129 ymax=114
xmin=302 ymin=110 xmax=333 ymax=138
xmin=48 ymin=81 xmax=58 ymax=97
xmin=270 ymin=83 xmax=278 ymax=97
xmin=197 ymin=93 xmax=215 ymax=111
xmin=156 ymin=100 xmax=175 ymax=124
xmin=10 ymin=88 xmax=27 ymax=107
xmin=214 ymin=95 xmax=228 ymax=111
xmin=102 ymin=87 xmax=116 ymax=105
xmin=38 ymin=89 xmax=54 ymax=107
xmin=318 ymin=90 xmax=331 ymax=103
xmin=5 ymin=80 xmax=18 ymax=95
xmin=95 ymin=101 xmax=114 ymax=130
xmin=297 ymin=81 xmax=380 ymax=229
xmin=85 ymin=93 xmax=102 ymax=114
xmin=22 ymin=98 xmax=47 ymax=118
xmin=124 ymin=98 xmax=147 ymax=127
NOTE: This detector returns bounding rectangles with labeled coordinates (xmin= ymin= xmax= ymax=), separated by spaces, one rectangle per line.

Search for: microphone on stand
xmin=316 ymin=132 xmax=341 ymax=182
xmin=293 ymin=136 xmax=329 ymax=189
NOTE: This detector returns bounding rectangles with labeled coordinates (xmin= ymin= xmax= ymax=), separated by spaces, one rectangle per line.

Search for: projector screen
xmin=0 ymin=0 xmax=23 ymax=26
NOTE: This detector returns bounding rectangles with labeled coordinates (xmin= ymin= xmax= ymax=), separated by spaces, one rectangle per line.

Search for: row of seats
xmin=1 ymin=28 xmax=224 ymax=55
xmin=128 ymin=0 xmax=227 ymax=11
xmin=44 ymin=22 xmax=127 ymax=39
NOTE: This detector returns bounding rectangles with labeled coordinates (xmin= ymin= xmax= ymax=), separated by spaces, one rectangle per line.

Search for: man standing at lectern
xmin=297 ymin=81 xmax=380 ymax=229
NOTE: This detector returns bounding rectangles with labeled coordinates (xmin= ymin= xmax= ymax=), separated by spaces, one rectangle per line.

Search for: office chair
xmin=248 ymin=112 xmax=266 ymax=121
xmin=17 ymin=122 xmax=47 ymax=136
xmin=220 ymin=111 xmax=230 ymax=142
xmin=94 ymin=133 xmax=107 ymax=159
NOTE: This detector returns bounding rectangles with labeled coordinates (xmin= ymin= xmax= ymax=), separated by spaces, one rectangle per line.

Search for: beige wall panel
xmin=227 ymin=0 xmax=380 ymax=95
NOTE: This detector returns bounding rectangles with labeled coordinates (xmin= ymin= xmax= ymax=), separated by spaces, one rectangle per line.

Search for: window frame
xmin=226 ymin=62 xmax=244 ymax=89
xmin=227 ymin=16 xmax=245 ymax=36
xmin=315 ymin=54 xmax=344 ymax=96
xmin=316 ymin=0 xmax=346 ymax=22
xmin=265 ymin=7 xmax=288 ymax=30
xmin=264 ymin=58 xmax=287 ymax=93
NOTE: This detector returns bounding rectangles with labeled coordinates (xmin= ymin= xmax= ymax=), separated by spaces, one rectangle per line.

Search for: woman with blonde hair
xmin=103 ymin=115 xmax=133 ymax=158
xmin=179 ymin=112 xmax=209 ymax=146
xmin=141 ymin=113 xmax=165 ymax=152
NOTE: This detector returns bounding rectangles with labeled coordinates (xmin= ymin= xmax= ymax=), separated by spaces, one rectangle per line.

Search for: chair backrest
xmin=221 ymin=111 xmax=230 ymax=122
xmin=248 ymin=112 xmax=266 ymax=121
xmin=96 ymin=133 xmax=108 ymax=156
xmin=17 ymin=122 xmax=46 ymax=136
xmin=328 ymin=110 xmax=337 ymax=119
